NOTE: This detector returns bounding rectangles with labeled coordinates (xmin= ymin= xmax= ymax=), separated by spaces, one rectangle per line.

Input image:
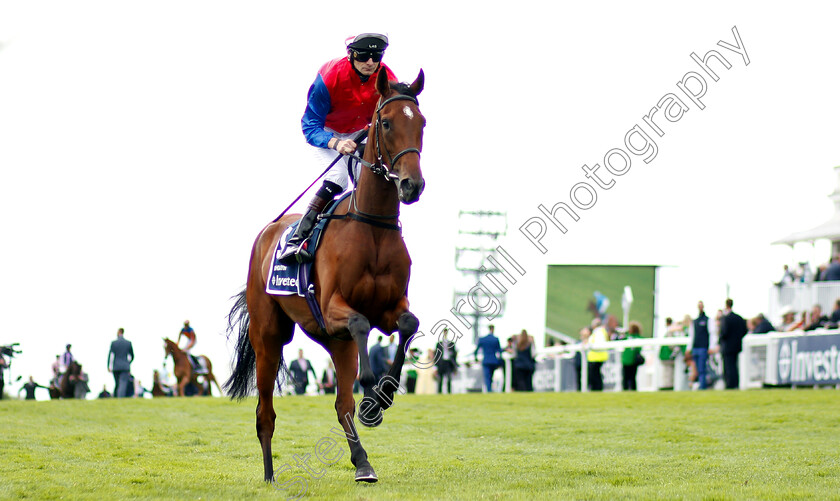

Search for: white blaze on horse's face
xmin=402 ymin=106 xmax=414 ymax=120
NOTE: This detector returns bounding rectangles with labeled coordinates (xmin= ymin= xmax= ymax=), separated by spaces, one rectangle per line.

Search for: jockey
xmin=278 ymin=33 xmax=397 ymax=264
xmin=178 ymin=320 xmax=200 ymax=370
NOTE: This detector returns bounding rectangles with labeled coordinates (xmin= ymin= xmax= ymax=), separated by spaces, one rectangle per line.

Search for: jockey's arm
xmin=301 ymin=74 xmax=333 ymax=149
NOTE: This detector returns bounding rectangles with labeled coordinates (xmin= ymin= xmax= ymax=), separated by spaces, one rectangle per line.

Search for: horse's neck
xmin=169 ymin=346 xmax=187 ymax=363
xmin=354 ymin=147 xmax=399 ymax=217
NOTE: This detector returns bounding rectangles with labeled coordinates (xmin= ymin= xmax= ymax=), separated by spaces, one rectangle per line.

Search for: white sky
xmin=1 ymin=2 xmax=838 ymax=399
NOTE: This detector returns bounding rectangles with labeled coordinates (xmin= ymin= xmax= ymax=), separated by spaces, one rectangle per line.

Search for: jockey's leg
xmin=278 ymin=180 xmax=342 ymax=265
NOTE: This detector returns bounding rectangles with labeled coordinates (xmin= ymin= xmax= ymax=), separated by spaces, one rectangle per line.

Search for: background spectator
xmin=719 ymin=298 xmax=747 ymax=389
xmin=513 ymin=329 xmax=536 ymax=392
xmin=414 ymin=349 xmax=437 ymax=395
xmin=777 ymin=305 xmax=798 ymax=331
xmin=692 ymin=301 xmax=711 ymax=390
xmin=824 ymin=255 xmax=840 ymax=281
xmin=320 ymin=360 xmax=336 ymax=395
xmin=107 ymin=328 xmax=134 ymax=398
xmin=587 ymin=321 xmax=609 ymax=391
xmin=435 ymin=329 xmax=458 ymax=394
xmin=752 ymin=313 xmax=775 ymax=334
xmin=368 ymin=336 xmax=387 ymax=389
xmin=475 ymin=324 xmax=503 ymax=393
xmin=620 ymin=321 xmax=644 ymax=391
xmin=19 ymin=376 xmax=48 ymax=400
xmin=73 ymin=364 xmax=90 ymax=399
xmin=804 ymin=304 xmax=830 ymax=331
xmin=831 ymin=298 xmax=840 ymax=325
xmin=288 ymin=349 xmax=317 ymax=395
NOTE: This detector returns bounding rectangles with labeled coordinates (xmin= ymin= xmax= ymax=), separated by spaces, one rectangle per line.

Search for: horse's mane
xmin=389 ymin=81 xmax=419 ymax=103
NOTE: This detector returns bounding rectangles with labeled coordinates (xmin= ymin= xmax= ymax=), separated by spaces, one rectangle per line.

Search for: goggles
xmin=352 ymin=50 xmax=384 ymax=63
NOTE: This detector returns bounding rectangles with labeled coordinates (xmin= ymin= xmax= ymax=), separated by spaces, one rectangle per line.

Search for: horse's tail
xmin=224 ymin=288 xmax=256 ymax=400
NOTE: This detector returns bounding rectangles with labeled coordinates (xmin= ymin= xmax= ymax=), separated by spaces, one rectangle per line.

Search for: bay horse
xmin=163 ymin=338 xmax=222 ymax=397
xmin=49 ymin=361 xmax=81 ymax=399
xmin=225 ymin=68 xmax=426 ymax=484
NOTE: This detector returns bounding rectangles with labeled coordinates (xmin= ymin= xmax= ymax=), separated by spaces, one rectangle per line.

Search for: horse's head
xmin=373 ymin=69 xmax=426 ymax=204
xmin=163 ymin=338 xmax=176 ymax=355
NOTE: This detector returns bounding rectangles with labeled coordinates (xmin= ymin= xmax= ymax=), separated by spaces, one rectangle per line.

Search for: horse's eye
xmin=382 ymin=119 xmax=391 ymax=131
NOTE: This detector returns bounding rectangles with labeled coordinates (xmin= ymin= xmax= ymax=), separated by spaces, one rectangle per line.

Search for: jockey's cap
xmin=346 ymin=33 xmax=389 ymax=51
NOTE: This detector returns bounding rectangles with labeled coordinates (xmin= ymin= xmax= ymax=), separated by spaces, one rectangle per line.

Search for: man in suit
xmin=288 ymin=349 xmax=317 ymax=395
xmin=718 ymin=298 xmax=747 ymax=389
xmin=368 ymin=336 xmax=387 ymax=388
xmin=107 ymin=328 xmax=134 ymax=398
xmin=435 ymin=328 xmax=459 ymax=394
xmin=474 ymin=324 xmax=503 ymax=392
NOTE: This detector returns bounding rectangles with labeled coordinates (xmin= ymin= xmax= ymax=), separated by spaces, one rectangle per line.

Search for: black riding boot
xmin=278 ymin=194 xmax=331 ymax=264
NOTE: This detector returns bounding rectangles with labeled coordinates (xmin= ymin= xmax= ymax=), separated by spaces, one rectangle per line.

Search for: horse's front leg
xmin=378 ymin=309 xmax=419 ymax=410
xmin=328 ymin=339 xmax=377 ymax=483
xmin=324 ymin=296 xmax=382 ymax=427
xmin=324 ymin=297 xmax=376 ymax=389
xmin=177 ymin=377 xmax=188 ymax=397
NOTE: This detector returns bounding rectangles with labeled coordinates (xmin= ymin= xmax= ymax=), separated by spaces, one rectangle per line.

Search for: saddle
xmin=189 ymin=354 xmax=208 ymax=375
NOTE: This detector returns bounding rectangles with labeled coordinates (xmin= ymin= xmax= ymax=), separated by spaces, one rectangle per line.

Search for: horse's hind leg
xmin=207 ymin=373 xmax=223 ymax=397
xmin=202 ymin=357 xmax=223 ymax=396
xmin=251 ymin=298 xmax=294 ymax=482
xmin=329 ymin=339 xmax=377 ymax=483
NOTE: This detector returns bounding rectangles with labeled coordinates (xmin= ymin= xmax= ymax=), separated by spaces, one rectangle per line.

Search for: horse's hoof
xmin=358 ymin=412 xmax=383 ymax=428
xmin=355 ymin=465 xmax=378 ymax=483
xmin=357 ymin=398 xmax=384 ymax=428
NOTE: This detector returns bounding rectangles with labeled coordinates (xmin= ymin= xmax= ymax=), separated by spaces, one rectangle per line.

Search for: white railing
xmin=416 ymin=330 xmax=840 ymax=393
xmin=450 ymin=336 xmax=696 ymax=393
xmin=768 ymin=282 xmax=840 ymax=320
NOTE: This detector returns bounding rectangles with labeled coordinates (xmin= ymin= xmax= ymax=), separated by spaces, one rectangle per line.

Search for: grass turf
xmin=1 ymin=390 xmax=838 ymax=500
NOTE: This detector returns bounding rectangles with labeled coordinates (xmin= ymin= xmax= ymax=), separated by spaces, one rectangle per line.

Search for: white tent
xmin=773 ymin=165 xmax=840 ymax=255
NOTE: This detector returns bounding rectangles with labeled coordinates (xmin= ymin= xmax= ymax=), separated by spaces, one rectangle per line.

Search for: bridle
xmin=370 ymin=94 xmax=421 ymax=180
xmin=344 ymin=92 xmax=422 ymax=227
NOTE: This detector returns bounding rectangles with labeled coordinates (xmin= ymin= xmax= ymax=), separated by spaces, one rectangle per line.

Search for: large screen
xmin=545 ymin=265 xmax=657 ymax=341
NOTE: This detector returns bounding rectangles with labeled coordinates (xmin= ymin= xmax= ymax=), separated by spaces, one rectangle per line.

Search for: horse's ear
xmin=409 ymin=69 xmax=425 ymax=97
xmin=376 ymin=66 xmax=390 ymax=96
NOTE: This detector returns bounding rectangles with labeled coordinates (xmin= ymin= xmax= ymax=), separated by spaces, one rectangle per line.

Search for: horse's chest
xmin=346 ymin=267 xmax=405 ymax=305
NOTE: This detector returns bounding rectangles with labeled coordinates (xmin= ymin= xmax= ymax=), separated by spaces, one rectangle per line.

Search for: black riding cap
xmin=347 ymin=33 xmax=389 ymax=51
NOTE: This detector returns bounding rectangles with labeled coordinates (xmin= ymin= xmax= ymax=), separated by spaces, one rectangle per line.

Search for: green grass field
xmin=2 ymin=391 xmax=839 ymax=500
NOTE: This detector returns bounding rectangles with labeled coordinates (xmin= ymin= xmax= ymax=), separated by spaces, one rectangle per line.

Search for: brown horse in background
xmin=49 ymin=361 xmax=81 ymax=399
xmin=163 ymin=338 xmax=222 ymax=397
xmin=226 ymin=69 xmax=426 ymax=484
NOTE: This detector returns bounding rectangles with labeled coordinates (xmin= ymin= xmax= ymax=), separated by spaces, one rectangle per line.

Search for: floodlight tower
xmin=454 ymin=210 xmax=508 ymax=343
